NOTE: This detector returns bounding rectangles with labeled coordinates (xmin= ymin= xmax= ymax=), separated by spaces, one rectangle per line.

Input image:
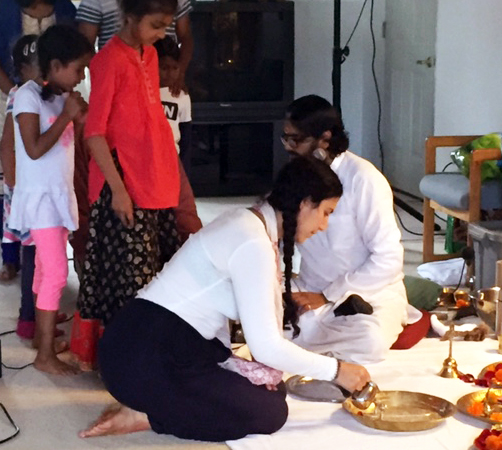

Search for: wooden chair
xmin=420 ymin=135 xmax=502 ymax=262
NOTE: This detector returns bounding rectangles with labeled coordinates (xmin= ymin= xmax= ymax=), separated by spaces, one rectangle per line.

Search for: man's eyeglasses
xmin=280 ymin=133 xmax=311 ymax=148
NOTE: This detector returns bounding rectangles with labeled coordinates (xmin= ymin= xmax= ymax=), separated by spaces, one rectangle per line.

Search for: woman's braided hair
xmin=267 ymin=156 xmax=343 ymax=337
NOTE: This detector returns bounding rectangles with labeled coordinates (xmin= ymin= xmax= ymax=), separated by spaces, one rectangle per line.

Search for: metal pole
xmin=332 ymin=0 xmax=342 ymax=113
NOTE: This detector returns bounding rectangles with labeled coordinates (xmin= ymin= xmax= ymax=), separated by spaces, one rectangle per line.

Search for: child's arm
xmin=175 ymin=156 xmax=202 ymax=243
xmin=0 ymin=67 xmax=14 ymax=95
xmin=178 ymin=121 xmax=191 ymax=171
xmin=17 ymin=92 xmax=86 ymax=160
xmin=87 ymin=135 xmax=134 ymax=228
xmin=0 ymin=113 xmax=15 ymax=187
xmin=78 ymin=22 xmax=100 ymax=47
xmin=171 ymin=15 xmax=193 ymax=96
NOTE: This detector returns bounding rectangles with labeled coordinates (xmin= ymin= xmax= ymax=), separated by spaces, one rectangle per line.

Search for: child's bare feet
xmin=0 ymin=263 xmax=17 ymax=281
xmin=32 ymin=339 xmax=68 ymax=354
xmin=79 ymin=403 xmax=151 ymax=438
xmin=56 ymin=312 xmax=69 ymax=323
xmin=33 ymin=353 xmax=80 ymax=375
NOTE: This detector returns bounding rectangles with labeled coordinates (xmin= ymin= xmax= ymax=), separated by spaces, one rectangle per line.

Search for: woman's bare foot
xmin=0 ymin=263 xmax=17 ymax=282
xmin=79 ymin=403 xmax=151 ymax=438
xmin=33 ymin=353 xmax=80 ymax=375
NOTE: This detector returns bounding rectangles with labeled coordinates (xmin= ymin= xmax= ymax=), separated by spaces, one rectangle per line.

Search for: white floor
xmin=0 ymin=194 xmax=446 ymax=450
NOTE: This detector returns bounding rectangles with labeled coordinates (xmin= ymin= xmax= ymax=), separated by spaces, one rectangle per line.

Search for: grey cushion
xmin=419 ymin=172 xmax=502 ymax=210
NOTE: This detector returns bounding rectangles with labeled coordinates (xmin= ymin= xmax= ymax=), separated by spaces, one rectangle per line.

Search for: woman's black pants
xmin=98 ymin=298 xmax=288 ymax=442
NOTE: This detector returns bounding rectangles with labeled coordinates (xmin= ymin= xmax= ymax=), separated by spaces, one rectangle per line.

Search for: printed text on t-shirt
xmin=162 ymin=101 xmax=179 ymax=120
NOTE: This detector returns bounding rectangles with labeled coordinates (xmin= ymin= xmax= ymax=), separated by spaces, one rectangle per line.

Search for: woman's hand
xmin=334 ymin=361 xmax=371 ymax=393
xmin=111 ymin=187 xmax=134 ymax=228
xmin=292 ymin=292 xmax=328 ymax=314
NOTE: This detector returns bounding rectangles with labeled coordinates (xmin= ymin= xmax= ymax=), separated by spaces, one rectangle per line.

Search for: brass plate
xmin=285 ymin=375 xmax=347 ymax=403
xmin=457 ymin=389 xmax=502 ymax=425
xmin=343 ymin=391 xmax=456 ymax=432
xmin=478 ymin=363 xmax=502 ymax=380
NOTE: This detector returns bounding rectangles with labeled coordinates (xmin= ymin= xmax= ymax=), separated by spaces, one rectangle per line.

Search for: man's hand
xmin=292 ymin=292 xmax=328 ymax=314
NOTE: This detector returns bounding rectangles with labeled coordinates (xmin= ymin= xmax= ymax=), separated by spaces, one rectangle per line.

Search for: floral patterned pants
xmin=76 ymin=183 xmax=180 ymax=325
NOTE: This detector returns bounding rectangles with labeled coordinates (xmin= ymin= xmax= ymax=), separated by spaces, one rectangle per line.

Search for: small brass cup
xmin=351 ymin=381 xmax=380 ymax=409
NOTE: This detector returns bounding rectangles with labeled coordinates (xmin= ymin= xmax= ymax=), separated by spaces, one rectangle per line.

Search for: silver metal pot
xmin=471 ymin=287 xmax=500 ymax=331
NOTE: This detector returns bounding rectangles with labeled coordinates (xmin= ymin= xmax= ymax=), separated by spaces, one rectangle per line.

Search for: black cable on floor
xmin=394 ymin=207 xmax=446 ymax=237
xmin=0 ymin=330 xmax=15 ymax=338
xmin=1 ymin=362 xmax=33 ymax=371
xmin=395 ymin=209 xmax=423 ymax=236
xmin=0 ymin=402 xmax=20 ymax=444
xmin=434 ymin=213 xmax=447 ymax=223
xmin=453 ymin=261 xmax=466 ymax=292
xmin=0 ymin=315 xmax=73 ymax=370
xmin=60 ymin=314 xmax=74 ymax=324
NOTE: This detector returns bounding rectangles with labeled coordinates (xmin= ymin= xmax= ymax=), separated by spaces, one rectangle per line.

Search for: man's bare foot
xmin=33 ymin=339 xmax=68 ymax=354
xmin=0 ymin=263 xmax=17 ymax=282
xmin=79 ymin=403 xmax=151 ymax=438
xmin=34 ymin=354 xmax=80 ymax=375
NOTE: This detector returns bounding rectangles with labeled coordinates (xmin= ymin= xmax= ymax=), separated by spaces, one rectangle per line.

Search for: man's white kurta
xmin=292 ymin=151 xmax=416 ymax=364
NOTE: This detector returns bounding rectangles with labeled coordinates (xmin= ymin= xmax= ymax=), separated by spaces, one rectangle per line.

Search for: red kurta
xmin=85 ymin=35 xmax=180 ymax=209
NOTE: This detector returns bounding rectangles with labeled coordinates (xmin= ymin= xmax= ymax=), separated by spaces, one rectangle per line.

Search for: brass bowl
xmin=436 ymin=287 xmax=471 ymax=308
xmin=434 ymin=288 xmax=472 ymax=321
xmin=457 ymin=389 xmax=502 ymax=424
xmin=436 ymin=287 xmax=456 ymax=308
xmin=343 ymin=391 xmax=456 ymax=432
xmin=472 ymin=287 xmax=500 ymax=331
xmin=478 ymin=362 xmax=502 ymax=380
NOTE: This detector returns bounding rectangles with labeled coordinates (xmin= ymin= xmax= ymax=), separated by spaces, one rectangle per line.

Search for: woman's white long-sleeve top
xmin=138 ymin=206 xmax=339 ymax=381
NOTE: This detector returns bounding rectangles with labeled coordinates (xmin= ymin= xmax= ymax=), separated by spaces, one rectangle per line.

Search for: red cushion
xmin=391 ymin=310 xmax=431 ymax=350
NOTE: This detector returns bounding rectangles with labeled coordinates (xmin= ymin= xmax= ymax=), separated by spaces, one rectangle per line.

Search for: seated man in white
xmin=282 ymin=95 xmax=423 ymax=365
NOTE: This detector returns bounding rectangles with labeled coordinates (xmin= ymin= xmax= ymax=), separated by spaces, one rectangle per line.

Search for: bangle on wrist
xmin=333 ymin=359 xmax=341 ymax=382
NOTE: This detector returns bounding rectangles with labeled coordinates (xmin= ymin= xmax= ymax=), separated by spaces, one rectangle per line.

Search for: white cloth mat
xmin=417 ymin=258 xmax=466 ymax=286
xmin=227 ymin=337 xmax=500 ymax=450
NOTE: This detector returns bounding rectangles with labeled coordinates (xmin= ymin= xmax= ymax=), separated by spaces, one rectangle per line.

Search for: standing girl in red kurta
xmin=70 ymin=0 xmax=181 ymax=370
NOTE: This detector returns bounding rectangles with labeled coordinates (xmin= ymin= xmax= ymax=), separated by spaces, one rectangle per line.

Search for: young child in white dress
xmin=0 ymin=34 xmax=40 ymax=339
xmin=10 ymin=25 xmax=93 ymax=375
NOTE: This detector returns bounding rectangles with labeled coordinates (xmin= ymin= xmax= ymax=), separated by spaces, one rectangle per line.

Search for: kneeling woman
xmin=80 ymin=157 xmax=371 ymax=442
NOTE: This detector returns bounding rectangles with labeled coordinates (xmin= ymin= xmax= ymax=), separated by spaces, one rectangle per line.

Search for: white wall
xmin=293 ymin=0 xmax=386 ymax=165
xmin=435 ymin=0 xmax=502 ymax=135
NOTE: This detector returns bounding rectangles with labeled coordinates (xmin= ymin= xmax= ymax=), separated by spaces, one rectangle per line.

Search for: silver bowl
xmin=472 ymin=287 xmax=500 ymax=331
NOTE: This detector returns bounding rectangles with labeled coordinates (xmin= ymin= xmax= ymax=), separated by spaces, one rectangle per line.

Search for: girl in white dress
xmin=10 ymin=25 xmax=93 ymax=375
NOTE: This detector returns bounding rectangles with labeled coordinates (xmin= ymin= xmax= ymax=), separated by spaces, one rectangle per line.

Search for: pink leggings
xmin=31 ymin=227 xmax=69 ymax=311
